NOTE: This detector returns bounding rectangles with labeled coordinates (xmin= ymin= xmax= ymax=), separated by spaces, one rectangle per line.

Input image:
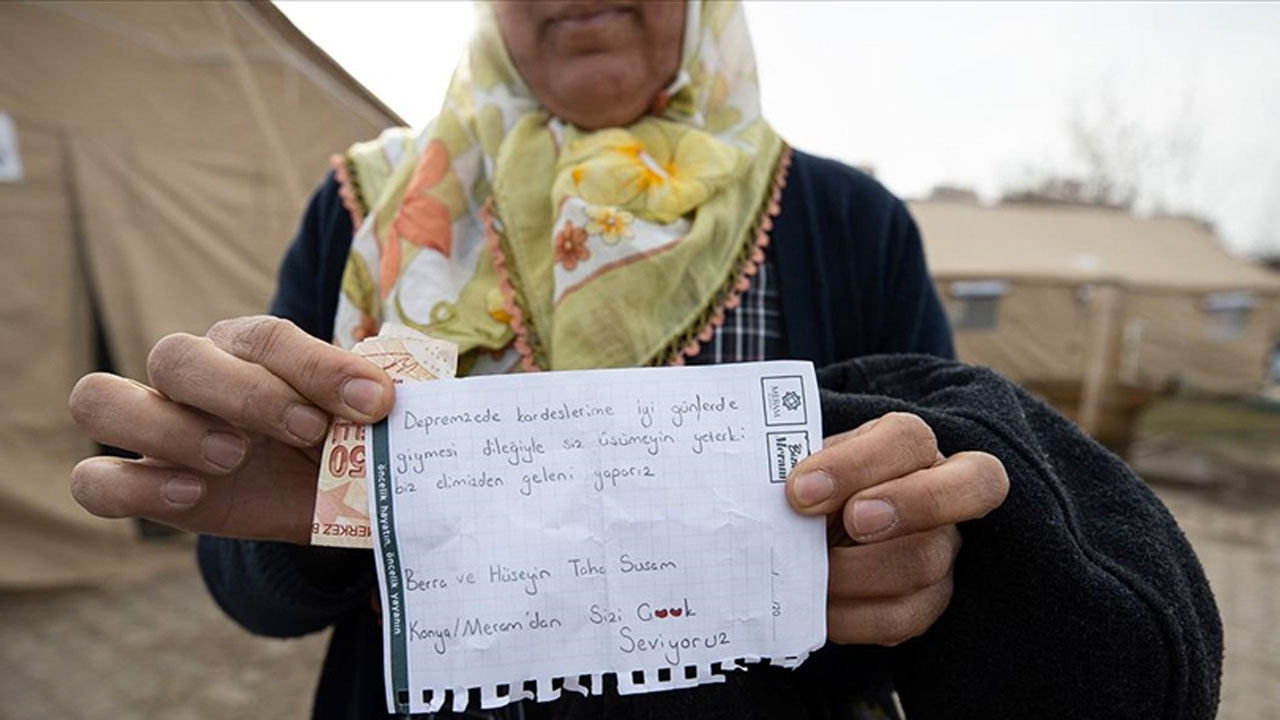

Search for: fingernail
xmin=202 ymin=432 xmax=247 ymax=471
xmin=341 ymin=378 xmax=385 ymax=417
xmin=793 ymin=471 xmax=835 ymax=506
xmin=852 ymin=498 xmax=898 ymax=536
xmin=284 ymin=404 xmax=329 ymax=443
xmin=162 ymin=475 xmax=204 ymax=507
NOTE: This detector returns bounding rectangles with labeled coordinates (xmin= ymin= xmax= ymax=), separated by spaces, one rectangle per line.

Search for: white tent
xmin=913 ymin=198 xmax=1280 ymax=446
xmin=0 ymin=1 xmax=400 ymax=587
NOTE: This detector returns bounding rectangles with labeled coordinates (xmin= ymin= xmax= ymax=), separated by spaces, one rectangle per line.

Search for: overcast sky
xmin=276 ymin=1 xmax=1280 ymax=257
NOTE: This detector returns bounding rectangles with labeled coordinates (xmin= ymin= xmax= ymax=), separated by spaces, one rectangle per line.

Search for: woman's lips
xmin=553 ymin=6 xmax=630 ymax=29
xmin=544 ymin=4 xmax=638 ymax=49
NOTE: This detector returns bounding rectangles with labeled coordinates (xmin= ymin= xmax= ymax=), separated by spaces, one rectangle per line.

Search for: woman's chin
xmin=545 ymin=57 xmax=660 ymax=129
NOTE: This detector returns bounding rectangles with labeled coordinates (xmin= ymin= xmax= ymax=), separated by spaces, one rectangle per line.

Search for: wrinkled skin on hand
xmin=786 ymin=412 xmax=1010 ymax=645
xmin=69 ymin=316 xmax=395 ymax=543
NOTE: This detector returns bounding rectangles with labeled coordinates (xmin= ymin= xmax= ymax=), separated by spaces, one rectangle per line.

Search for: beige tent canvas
xmin=912 ymin=198 xmax=1280 ymax=447
xmin=0 ymin=1 xmax=400 ymax=587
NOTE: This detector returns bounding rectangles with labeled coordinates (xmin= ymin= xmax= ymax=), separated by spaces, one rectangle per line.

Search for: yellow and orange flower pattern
xmin=331 ymin=1 xmax=782 ymax=371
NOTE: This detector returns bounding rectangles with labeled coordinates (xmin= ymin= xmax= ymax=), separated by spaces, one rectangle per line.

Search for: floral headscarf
xmin=331 ymin=0 xmax=788 ymax=373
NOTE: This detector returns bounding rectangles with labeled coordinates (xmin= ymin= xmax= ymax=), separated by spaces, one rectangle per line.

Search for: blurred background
xmin=0 ymin=1 xmax=1276 ymax=718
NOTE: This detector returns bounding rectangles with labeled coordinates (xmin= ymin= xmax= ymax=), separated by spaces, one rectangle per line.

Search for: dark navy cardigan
xmin=199 ymin=152 xmax=1219 ymax=719
xmin=200 ymin=151 xmax=951 ymax=719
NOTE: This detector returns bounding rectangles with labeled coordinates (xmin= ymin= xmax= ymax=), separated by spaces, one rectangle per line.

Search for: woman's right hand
xmin=68 ymin=316 xmax=395 ymax=544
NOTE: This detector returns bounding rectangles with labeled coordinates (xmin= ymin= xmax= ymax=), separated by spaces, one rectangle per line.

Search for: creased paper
xmin=368 ymin=361 xmax=827 ymax=714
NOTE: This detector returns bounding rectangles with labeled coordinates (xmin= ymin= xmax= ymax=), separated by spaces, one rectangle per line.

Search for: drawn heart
xmin=670 ymin=608 xmax=683 ymax=617
xmin=655 ymin=609 xmax=668 ymax=618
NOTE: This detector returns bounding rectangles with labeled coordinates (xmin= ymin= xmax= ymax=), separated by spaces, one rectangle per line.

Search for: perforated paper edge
xmin=409 ymin=648 xmax=820 ymax=713
xmin=368 ymin=362 xmax=829 ymax=715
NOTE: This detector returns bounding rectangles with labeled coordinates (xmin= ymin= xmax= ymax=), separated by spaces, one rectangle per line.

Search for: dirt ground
xmin=1156 ymin=486 xmax=1280 ymax=719
xmin=0 ymin=545 xmax=328 ymax=720
xmin=1 ymin=483 xmax=1276 ymax=719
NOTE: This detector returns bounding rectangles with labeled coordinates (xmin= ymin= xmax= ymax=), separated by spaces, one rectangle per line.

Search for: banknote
xmin=359 ymin=323 xmax=458 ymax=380
xmin=351 ymin=338 xmax=447 ymax=382
xmin=311 ymin=325 xmax=458 ymax=547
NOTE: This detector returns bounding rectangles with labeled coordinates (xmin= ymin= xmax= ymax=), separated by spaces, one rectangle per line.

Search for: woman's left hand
xmin=786 ymin=412 xmax=1009 ymax=645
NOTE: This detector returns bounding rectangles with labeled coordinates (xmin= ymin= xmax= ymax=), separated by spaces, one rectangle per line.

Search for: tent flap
xmin=0 ymin=0 xmax=399 ymax=588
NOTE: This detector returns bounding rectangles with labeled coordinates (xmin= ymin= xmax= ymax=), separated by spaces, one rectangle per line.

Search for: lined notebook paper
xmin=368 ymin=361 xmax=827 ymax=714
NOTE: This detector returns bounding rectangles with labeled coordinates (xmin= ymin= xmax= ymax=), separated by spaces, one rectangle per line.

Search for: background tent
xmin=0 ymin=0 xmax=400 ymax=588
xmin=912 ymin=197 xmax=1280 ymax=448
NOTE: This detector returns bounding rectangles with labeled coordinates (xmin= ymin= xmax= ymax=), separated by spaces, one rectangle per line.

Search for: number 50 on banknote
xmin=311 ymin=325 xmax=458 ymax=547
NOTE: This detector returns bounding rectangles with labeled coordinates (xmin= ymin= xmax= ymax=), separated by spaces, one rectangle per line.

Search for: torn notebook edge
xmin=407 ymin=651 xmax=818 ymax=714
xmin=366 ymin=361 xmax=827 ymax=715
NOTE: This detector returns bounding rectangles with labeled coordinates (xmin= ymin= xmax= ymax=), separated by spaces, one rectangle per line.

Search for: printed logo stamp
xmin=767 ymin=431 xmax=811 ymax=483
xmin=760 ymin=375 xmax=807 ymax=427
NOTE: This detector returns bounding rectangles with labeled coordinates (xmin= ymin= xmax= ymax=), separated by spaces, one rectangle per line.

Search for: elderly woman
xmin=69 ymin=2 xmax=1220 ymax=719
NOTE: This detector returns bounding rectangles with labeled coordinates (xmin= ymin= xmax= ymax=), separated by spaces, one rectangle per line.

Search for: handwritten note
xmin=368 ymin=361 xmax=827 ymax=714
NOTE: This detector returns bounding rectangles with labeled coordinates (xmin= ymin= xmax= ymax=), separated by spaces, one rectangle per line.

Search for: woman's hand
xmin=68 ymin=316 xmax=394 ymax=544
xmin=786 ymin=412 xmax=1009 ymax=645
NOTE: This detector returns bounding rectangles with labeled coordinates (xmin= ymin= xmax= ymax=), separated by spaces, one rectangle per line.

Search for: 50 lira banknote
xmin=310 ymin=324 xmax=458 ymax=547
